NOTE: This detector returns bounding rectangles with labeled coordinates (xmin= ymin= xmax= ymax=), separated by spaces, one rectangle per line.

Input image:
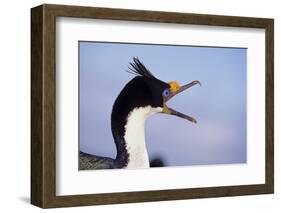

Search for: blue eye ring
xmin=162 ymin=89 xmax=170 ymax=97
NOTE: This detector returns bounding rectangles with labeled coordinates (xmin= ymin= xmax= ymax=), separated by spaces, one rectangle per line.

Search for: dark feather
xmin=127 ymin=57 xmax=156 ymax=79
xmin=79 ymin=151 xmax=115 ymax=170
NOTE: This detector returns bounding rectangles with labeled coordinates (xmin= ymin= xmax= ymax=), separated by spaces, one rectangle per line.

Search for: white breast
xmin=123 ymin=106 xmax=162 ymax=169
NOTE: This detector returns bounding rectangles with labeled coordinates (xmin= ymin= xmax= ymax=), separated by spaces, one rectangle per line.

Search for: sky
xmin=79 ymin=41 xmax=247 ymax=167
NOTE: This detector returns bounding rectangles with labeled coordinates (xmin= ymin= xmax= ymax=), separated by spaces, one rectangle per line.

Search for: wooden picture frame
xmin=31 ymin=4 xmax=274 ymax=208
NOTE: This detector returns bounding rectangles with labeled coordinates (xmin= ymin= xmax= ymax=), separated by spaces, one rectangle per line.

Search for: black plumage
xmin=126 ymin=57 xmax=156 ymax=79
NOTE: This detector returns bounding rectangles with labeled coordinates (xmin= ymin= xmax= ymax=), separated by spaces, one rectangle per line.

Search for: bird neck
xmin=112 ymin=106 xmax=162 ymax=169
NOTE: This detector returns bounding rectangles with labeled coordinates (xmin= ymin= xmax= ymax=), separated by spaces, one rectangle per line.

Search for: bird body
xmin=79 ymin=58 xmax=201 ymax=170
xmin=79 ymin=151 xmax=115 ymax=169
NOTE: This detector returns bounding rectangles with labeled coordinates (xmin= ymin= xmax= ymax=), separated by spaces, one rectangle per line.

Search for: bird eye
xmin=162 ymin=89 xmax=170 ymax=97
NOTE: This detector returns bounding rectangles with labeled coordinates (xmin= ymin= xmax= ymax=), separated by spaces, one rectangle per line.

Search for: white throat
xmin=124 ymin=106 xmax=162 ymax=169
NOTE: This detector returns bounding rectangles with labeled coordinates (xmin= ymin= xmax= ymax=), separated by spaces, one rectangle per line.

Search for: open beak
xmin=162 ymin=80 xmax=201 ymax=123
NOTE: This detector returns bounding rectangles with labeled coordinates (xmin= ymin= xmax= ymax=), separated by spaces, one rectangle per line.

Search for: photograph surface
xmin=79 ymin=41 xmax=247 ymax=170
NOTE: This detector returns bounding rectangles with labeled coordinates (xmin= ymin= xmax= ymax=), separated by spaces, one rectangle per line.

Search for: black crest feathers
xmin=127 ymin=57 xmax=156 ymax=79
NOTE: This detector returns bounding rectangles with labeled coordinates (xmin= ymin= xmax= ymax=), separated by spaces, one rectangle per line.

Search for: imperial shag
xmin=79 ymin=57 xmax=201 ymax=170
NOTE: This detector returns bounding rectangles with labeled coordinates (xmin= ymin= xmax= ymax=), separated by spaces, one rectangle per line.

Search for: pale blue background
xmin=79 ymin=41 xmax=247 ymax=167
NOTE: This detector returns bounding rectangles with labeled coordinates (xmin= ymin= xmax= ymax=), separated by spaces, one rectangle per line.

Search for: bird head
xmin=113 ymin=57 xmax=201 ymax=123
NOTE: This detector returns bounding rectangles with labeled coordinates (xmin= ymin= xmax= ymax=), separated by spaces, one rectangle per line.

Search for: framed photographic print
xmin=31 ymin=4 xmax=274 ymax=208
